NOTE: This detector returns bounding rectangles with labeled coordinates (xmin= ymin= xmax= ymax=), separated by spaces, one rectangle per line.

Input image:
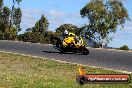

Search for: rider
xmin=54 ymin=29 xmax=69 ymax=49
xmin=63 ymin=32 xmax=76 ymax=45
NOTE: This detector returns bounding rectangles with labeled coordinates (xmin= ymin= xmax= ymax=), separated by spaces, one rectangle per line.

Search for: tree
xmin=29 ymin=15 xmax=49 ymax=35
xmin=3 ymin=6 xmax=11 ymax=27
xmin=0 ymin=0 xmax=22 ymax=40
xmin=21 ymin=14 xmax=50 ymax=44
xmin=0 ymin=6 xmax=11 ymax=33
xmin=39 ymin=15 xmax=49 ymax=35
xmin=10 ymin=0 xmax=22 ymax=35
xmin=0 ymin=0 xmax=3 ymax=9
xmin=0 ymin=1 xmax=12 ymax=40
xmin=80 ymin=0 xmax=129 ymax=45
xmin=13 ymin=7 xmax=22 ymax=33
xmin=56 ymin=24 xmax=80 ymax=36
xmin=13 ymin=0 xmax=22 ymax=5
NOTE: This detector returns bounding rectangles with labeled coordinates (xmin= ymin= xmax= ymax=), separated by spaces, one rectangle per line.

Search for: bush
xmin=92 ymin=43 xmax=101 ymax=48
xmin=120 ymin=45 xmax=129 ymax=50
xmin=18 ymin=32 xmax=43 ymax=43
xmin=4 ymin=28 xmax=17 ymax=40
xmin=18 ymin=32 xmax=31 ymax=42
xmin=0 ymin=33 xmax=4 ymax=40
xmin=17 ymin=34 xmax=24 ymax=41
xmin=18 ymin=31 xmax=55 ymax=44
xmin=30 ymin=32 xmax=43 ymax=43
xmin=0 ymin=28 xmax=17 ymax=40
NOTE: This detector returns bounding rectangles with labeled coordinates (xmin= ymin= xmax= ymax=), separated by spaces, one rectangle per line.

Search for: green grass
xmin=0 ymin=52 xmax=132 ymax=88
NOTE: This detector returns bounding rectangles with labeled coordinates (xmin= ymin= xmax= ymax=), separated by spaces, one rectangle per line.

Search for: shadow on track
xmin=42 ymin=50 xmax=85 ymax=55
xmin=42 ymin=51 xmax=60 ymax=53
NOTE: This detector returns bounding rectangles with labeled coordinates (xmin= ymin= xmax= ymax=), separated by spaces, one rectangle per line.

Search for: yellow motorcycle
xmin=53 ymin=32 xmax=89 ymax=55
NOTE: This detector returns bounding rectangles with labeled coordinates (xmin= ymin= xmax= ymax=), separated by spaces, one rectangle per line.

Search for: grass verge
xmin=0 ymin=52 xmax=131 ymax=88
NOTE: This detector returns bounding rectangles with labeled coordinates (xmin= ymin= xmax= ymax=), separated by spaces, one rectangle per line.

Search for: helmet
xmin=64 ymin=30 xmax=69 ymax=35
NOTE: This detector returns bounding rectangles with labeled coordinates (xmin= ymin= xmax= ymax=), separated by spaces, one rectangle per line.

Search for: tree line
xmin=0 ymin=0 xmax=22 ymax=40
xmin=0 ymin=0 xmax=130 ymax=48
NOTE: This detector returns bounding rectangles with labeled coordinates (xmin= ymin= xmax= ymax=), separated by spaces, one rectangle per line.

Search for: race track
xmin=0 ymin=40 xmax=132 ymax=72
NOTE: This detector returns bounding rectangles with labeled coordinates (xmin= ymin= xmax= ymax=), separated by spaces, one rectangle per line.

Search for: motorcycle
xmin=53 ymin=32 xmax=89 ymax=55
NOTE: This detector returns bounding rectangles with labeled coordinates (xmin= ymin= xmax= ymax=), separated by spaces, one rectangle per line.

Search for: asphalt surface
xmin=0 ymin=40 xmax=132 ymax=72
